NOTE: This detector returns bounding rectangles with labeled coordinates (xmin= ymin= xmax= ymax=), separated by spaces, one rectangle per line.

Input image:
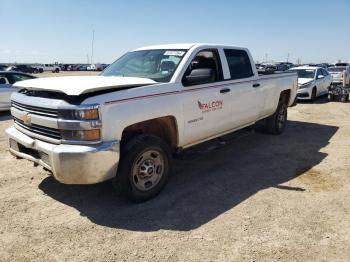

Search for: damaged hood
xmin=13 ymin=76 xmax=157 ymax=96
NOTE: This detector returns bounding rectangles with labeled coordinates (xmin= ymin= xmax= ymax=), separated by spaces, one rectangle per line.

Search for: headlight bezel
xmin=58 ymin=105 xmax=100 ymax=121
xmin=57 ymin=104 xmax=102 ymax=144
xmin=298 ymin=81 xmax=313 ymax=89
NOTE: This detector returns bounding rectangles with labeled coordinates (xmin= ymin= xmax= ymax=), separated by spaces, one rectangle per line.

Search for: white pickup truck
xmin=6 ymin=43 xmax=297 ymax=201
xmin=34 ymin=64 xmax=60 ymax=73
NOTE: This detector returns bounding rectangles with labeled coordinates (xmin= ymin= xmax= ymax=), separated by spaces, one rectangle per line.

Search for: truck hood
xmin=13 ymin=76 xmax=157 ymax=96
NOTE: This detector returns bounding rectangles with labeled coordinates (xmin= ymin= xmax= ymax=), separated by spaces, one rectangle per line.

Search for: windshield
xmin=289 ymin=69 xmax=315 ymax=79
xmin=101 ymin=49 xmax=187 ymax=82
xmin=328 ymin=67 xmax=345 ymax=73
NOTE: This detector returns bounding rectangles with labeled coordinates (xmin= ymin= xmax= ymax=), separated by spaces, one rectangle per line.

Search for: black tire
xmin=39 ymin=68 xmax=43 ymax=73
xmin=55 ymin=68 xmax=59 ymax=73
xmin=265 ymin=101 xmax=288 ymax=135
xmin=113 ymin=134 xmax=172 ymax=202
xmin=341 ymin=94 xmax=349 ymax=103
xmin=311 ymin=87 xmax=317 ymax=101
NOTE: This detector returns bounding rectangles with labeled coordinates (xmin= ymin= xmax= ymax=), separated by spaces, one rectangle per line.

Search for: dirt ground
xmin=0 ymin=82 xmax=349 ymax=261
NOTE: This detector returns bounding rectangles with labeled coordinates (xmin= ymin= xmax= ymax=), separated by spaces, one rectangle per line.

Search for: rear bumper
xmin=6 ymin=126 xmax=120 ymax=184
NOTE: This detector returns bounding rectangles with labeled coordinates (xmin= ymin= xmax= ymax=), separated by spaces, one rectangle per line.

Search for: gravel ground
xmin=0 ymin=91 xmax=349 ymax=261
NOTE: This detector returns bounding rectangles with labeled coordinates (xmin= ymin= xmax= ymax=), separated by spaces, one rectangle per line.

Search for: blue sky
xmin=0 ymin=0 xmax=349 ymax=64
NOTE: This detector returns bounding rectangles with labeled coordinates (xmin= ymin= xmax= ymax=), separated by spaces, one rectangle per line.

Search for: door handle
xmin=252 ymin=83 xmax=260 ymax=88
xmin=220 ymin=88 xmax=231 ymax=94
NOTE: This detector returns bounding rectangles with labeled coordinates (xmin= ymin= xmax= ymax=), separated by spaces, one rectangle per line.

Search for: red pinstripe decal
xmin=104 ymin=74 xmax=295 ymax=105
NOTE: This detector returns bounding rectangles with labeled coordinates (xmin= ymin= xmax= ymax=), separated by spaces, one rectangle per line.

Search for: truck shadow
xmin=39 ymin=120 xmax=338 ymax=232
xmin=297 ymin=95 xmax=329 ymax=104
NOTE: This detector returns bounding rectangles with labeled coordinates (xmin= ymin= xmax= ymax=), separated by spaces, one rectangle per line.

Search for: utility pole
xmin=287 ymin=53 xmax=290 ymax=63
xmin=90 ymin=30 xmax=95 ymax=65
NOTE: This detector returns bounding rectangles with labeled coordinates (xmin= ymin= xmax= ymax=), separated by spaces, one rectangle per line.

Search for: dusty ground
xmin=0 ymin=85 xmax=349 ymax=261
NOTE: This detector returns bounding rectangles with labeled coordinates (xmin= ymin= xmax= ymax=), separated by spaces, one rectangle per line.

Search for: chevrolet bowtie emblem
xmin=22 ymin=113 xmax=32 ymax=125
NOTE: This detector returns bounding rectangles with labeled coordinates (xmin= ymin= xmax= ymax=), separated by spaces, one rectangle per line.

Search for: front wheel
xmin=113 ymin=134 xmax=172 ymax=202
xmin=311 ymin=87 xmax=317 ymax=101
xmin=265 ymin=102 xmax=287 ymax=135
xmin=328 ymin=94 xmax=334 ymax=101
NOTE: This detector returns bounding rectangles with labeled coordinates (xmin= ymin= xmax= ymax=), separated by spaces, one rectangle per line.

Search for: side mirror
xmin=183 ymin=68 xmax=215 ymax=86
xmin=318 ymin=75 xmax=324 ymax=79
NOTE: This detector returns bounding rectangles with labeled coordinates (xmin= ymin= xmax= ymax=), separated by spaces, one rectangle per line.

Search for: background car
xmin=33 ymin=64 xmax=60 ymax=73
xmin=328 ymin=66 xmax=350 ymax=86
xmin=0 ymin=71 xmax=36 ymax=111
xmin=0 ymin=65 xmax=8 ymax=71
xmin=289 ymin=66 xmax=332 ymax=100
xmin=6 ymin=64 xmax=36 ymax=74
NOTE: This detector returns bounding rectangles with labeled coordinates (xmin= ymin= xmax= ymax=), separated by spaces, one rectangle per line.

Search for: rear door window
xmin=224 ymin=49 xmax=254 ymax=80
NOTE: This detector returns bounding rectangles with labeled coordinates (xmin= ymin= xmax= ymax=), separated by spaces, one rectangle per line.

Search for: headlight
xmin=58 ymin=107 xmax=100 ymax=120
xmin=61 ymin=129 xmax=101 ymax=141
xmin=298 ymin=82 xmax=312 ymax=89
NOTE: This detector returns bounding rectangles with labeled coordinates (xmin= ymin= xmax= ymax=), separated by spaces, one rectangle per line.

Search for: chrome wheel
xmin=131 ymin=149 xmax=165 ymax=191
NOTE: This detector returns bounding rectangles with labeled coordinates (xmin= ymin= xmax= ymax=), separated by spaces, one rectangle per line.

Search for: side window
xmin=182 ymin=49 xmax=223 ymax=86
xmin=316 ymin=69 xmax=323 ymax=78
xmin=321 ymin=69 xmax=328 ymax=76
xmin=224 ymin=49 xmax=254 ymax=80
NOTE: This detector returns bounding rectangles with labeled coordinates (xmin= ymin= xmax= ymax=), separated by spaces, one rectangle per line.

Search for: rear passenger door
xmin=315 ymin=69 xmax=326 ymax=94
xmin=321 ymin=69 xmax=331 ymax=90
xmin=223 ymin=49 xmax=263 ymax=128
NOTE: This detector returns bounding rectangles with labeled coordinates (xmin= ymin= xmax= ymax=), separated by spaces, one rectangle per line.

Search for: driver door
xmin=182 ymin=49 xmax=233 ymax=146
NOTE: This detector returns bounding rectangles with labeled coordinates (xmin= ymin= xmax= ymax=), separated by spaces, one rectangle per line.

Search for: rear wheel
xmin=341 ymin=94 xmax=349 ymax=103
xmin=55 ymin=68 xmax=59 ymax=73
xmin=265 ymin=101 xmax=288 ymax=135
xmin=113 ymin=134 xmax=172 ymax=202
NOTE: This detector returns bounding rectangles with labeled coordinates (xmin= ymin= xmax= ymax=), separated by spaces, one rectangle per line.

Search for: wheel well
xmin=279 ymin=89 xmax=291 ymax=104
xmin=121 ymin=116 xmax=178 ymax=151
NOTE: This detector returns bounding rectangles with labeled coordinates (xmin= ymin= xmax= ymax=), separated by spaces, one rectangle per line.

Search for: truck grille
xmin=14 ymin=117 xmax=61 ymax=140
xmin=11 ymin=101 xmax=59 ymax=118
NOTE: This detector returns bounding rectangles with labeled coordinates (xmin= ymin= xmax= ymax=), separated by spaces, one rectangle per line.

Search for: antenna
xmin=91 ymin=30 xmax=95 ymax=65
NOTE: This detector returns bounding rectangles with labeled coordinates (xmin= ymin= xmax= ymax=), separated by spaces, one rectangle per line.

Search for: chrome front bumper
xmin=6 ymin=126 xmax=120 ymax=184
